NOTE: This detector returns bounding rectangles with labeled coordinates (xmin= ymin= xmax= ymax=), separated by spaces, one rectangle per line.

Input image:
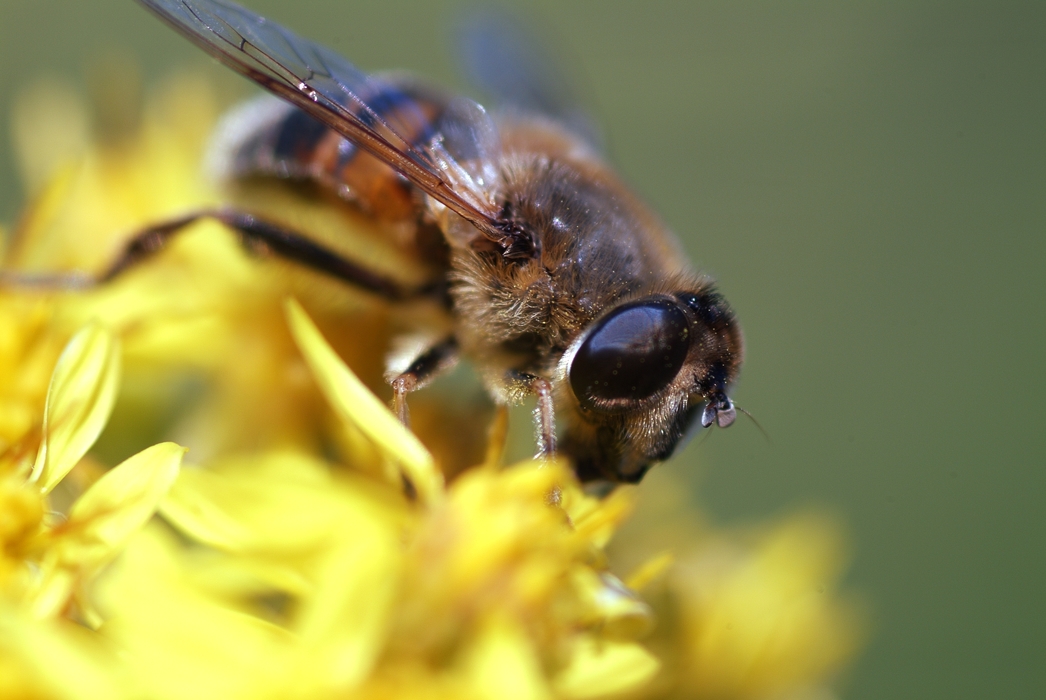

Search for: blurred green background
xmin=1 ymin=1 xmax=1042 ymax=697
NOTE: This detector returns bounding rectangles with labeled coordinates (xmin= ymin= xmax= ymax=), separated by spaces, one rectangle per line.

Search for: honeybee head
xmin=561 ymin=287 xmax=742 ymax=483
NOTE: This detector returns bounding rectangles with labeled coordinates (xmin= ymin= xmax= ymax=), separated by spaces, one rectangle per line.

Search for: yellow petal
xmin=31 ymin=442 xmax=184 ymax=618
xmin=569 ymin=486 xmax=634 ymax=549
xmin=0 ymin=606 xmax=122 ymax=700
xmin=159 ymin=466 xmax=257 ymax=552
xmin=30 ymin=324 xmax=121 ymax=494
xmin=98 ymin=526 xmax=295 ymax=700
xmin=552 ymin=637 xmax=660 ymax=699
xmin=294 ymin=530 xmax=401 ymax=692
xmin=285 ymin=298 xmax=442 ymax=505
xmin=625 ymin=550 xmax=674 ymax=591
xmin=572 ymin=569 xmax=655 ymax=639
xmin=463 ymin=615 xmax=551 ymax=700
xmin=161 ymin=451 xmax=406 ymax=555
xmin=64 ymin=441 xmax=184 ymax=561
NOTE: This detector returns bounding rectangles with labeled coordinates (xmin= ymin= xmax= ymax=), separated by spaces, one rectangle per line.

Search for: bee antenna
xmin=735 ymin=404 xmax=772 ymax=445
xmin=695 ymin=424 xmax=716 ymax=447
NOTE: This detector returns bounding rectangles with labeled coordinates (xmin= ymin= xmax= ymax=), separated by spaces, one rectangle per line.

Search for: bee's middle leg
xmin=387 ymin=337 xmax=459 ymax=426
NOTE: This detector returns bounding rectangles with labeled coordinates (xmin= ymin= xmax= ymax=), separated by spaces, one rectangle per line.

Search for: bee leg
xmin=505 ymin=370 xmax=560 ymax=504
xmin=506 ymin=370 xmax=557 ymax=459
xmin=2 ymin=208 xmax=419 ymax=300
xmin=388 ymin=337 xmax=460 ymax=427
xmin=111 ymin=209 xmax=421 ymax=298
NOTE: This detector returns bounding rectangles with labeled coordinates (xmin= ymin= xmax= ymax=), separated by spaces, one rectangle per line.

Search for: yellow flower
xmin=0 ymin=324 xmax=184 ymax=698
xmin=610 ymin=473 xmax=867 ymax=700
xmin=666 ymin=513 xmax=864 ymax=700
xmin=130 ymin=301 xmax=659 ymax=699
xmin=1 ymin=72 xmax=864 ymax=699
xmin=1 ymin=322 xmax=183 ymax=616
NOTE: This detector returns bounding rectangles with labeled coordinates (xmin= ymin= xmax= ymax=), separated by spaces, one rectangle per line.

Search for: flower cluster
xmin=0 ymin=74 xmax=863 ymax=699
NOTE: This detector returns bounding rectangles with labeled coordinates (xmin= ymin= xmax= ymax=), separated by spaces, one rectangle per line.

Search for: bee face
xmin=559 ymin=288 xmax=742 ymax=483
xmin=124 ymin=0 xmax=745 ymax=485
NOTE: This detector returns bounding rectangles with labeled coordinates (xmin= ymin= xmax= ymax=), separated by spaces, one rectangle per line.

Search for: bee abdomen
xmin=209 ymin=81 xmax=447 ymax=221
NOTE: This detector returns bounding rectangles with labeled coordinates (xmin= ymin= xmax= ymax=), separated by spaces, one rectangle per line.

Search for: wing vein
xmin=137 ymin=0 xmax=517 ymax=243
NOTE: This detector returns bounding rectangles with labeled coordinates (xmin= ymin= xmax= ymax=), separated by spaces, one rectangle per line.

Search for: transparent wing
xmin=456 ymin=9 xmax=602 ymax=150
xmin=137 ymin=0 xmax=506 ymax=237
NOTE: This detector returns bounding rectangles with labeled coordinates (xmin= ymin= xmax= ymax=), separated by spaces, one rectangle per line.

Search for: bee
xmin=91 ymin=0 xmax=743 ymax=484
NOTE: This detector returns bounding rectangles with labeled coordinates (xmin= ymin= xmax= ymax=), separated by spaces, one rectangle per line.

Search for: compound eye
xmin=570 ymin=299 xmax=691 ymax=409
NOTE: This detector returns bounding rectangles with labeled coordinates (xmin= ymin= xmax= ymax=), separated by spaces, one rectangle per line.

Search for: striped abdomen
xmin=211 ymin=79 xmax=448 ymax=223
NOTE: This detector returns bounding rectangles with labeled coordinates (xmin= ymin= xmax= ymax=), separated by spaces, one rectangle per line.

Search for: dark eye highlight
xmin=569 ymin=299 xmax=690 ymax=409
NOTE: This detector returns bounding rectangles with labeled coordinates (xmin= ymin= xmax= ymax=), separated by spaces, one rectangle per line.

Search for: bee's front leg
xmin=505 ymin=370 xmax=557 ymax=459
xmin=504 ymin=370 xmax=561 ymax=505
xmin=385 ymin=337 xmax=460 ymax=427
